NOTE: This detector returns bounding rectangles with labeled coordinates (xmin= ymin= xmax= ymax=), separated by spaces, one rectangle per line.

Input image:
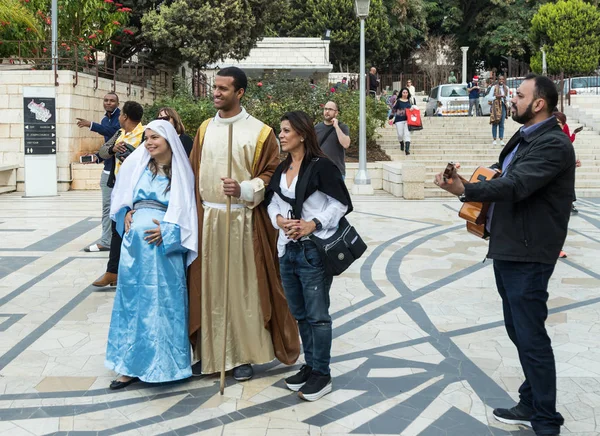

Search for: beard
xmin=511 ymin=101 xmax=536 ymax=124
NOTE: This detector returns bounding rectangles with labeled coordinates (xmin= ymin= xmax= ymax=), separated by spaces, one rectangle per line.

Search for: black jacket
xmin=464 ymin=116 xmax=575 ymax=264
xmin=265 ymin=156 xmax=353 ymax=219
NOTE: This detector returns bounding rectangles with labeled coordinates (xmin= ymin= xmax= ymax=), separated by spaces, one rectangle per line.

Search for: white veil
xmin=110 ymin=120 xmax=198 ymax=266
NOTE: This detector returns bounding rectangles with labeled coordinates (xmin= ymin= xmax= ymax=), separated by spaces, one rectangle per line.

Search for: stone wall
xmin=345 ymin=162 xmax=383 ymax=191
xmin=0 ymin=70 xmax=157 ymax=192
xmin=199 ymin=37 xmax=332 ymax=80
xmin=382 ymin=162 xmax=426 ymax=200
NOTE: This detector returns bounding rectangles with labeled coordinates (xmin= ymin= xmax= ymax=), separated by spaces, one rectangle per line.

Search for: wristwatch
xmin=312 ymin=218 xmax=323 ymax=231
xmin=458 ymin=193 xmax=467 ymax=202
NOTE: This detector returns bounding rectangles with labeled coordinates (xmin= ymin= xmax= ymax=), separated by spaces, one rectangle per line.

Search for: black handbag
xmin=308 ymin=217 xmax=367 ymax=276
xmin=291 ymin=158 xmax=367 ymax=276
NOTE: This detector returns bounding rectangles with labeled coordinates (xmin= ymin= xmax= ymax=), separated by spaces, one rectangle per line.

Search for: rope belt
xmin=202 ymin=201 xmax=245 ymax=210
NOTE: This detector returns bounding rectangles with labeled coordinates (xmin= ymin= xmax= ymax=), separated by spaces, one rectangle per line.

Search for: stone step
xmin=385 ymin=156 xmax=600 ymax=163
xmin=378 ymin=133 xmax=520 ymax=139
xmin=576 ymin=188 xmax=600 ymax=197
xmin=424 ymin=188 xmax=600 ymax=198
xmin=424 ymin=169 xmax=600 ymax=178
xmin=424 ymin=179 xmax=599 ymax=189
xmin=377 ymin=136 xmax=600 ymax=143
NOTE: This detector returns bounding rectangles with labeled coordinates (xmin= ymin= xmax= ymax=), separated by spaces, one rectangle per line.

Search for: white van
xmin=424 ymin=84 xmax=470 ymax=116
xmin=565 ymin=76 xmax=600 ymax=95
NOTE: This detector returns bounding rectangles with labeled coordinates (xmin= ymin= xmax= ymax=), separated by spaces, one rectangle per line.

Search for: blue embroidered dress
xmin=105 ymin=168 xmax=192 ymax=382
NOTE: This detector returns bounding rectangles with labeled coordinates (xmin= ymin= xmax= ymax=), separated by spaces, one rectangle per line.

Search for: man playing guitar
xmin=435 ymin=74 xmax=576 ymax=436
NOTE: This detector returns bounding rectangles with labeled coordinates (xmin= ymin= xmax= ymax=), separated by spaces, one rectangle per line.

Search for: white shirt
xmin=267 ymin=173 xmax=348 ymax=257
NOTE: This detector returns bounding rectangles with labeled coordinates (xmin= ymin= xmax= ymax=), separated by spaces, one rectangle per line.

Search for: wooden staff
xmin=220 ymin=123 xmax=233 ymax=395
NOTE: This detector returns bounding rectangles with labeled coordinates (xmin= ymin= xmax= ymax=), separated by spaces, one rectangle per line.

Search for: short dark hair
xmin=525 ymin=73 xmax=558 ymax=114
xmin=217 ymin=66 xmax=248 ymax=92
xmin=325 ymin=100 xmax=340 ymax=112
xmin=122 ymin=101 xmax=144 ymax=122
xmin=105 ymin=92 xmax=119 ymax=102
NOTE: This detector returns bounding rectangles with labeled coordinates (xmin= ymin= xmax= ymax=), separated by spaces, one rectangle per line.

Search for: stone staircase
xmin=376 ymin=116 xmax=600 ymax=198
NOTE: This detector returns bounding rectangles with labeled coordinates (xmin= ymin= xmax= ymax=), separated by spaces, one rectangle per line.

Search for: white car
xmin=423 ymin=84 xmax=470 ymax=116
xmin=565 ymin=76 xmax=600 ymax=95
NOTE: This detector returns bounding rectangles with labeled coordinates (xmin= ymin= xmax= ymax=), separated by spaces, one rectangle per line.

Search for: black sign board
xmin=23 ymin=97 xmax=57 ymax=155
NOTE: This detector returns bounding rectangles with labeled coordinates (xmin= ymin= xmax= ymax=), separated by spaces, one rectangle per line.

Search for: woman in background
xmin=156 ymin=107 xmax=194 ymax=157
xmin=392 ymin=87 xmax=418 ymax=155
xmin=554 ymin=111 xmax=582 ymax=258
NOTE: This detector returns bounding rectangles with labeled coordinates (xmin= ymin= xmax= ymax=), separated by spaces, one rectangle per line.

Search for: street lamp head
xmin=355 ymin=0 xmax=371 ymax=18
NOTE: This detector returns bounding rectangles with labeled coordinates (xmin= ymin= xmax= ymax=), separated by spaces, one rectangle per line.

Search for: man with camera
xmin=92 ymin=101 xmax=145 ymax=288
xmin=77 ymin=92 xmax=121 ymax=253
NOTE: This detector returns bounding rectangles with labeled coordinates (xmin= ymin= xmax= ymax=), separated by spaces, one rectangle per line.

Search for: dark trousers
xmin=493 ymin=259 xmax=564 ymax=435
xmin=280 ymin=240 xmax=333 ymax=375
xmin=106 ymin=220 xmax=122 ymax=274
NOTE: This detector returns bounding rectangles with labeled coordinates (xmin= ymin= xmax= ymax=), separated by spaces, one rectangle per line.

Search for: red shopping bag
xmin=406 ymin=108 xmax=422 ymax=130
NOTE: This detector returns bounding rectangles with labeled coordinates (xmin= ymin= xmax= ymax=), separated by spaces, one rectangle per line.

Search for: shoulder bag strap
xmin=319 ymin=126 xmax=336 ymax=147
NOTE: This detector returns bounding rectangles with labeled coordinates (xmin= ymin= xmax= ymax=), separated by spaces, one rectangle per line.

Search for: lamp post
xmin=353 ymin=0 xmax=373 ymax=195
xmin=460 ymin=46 xmax=469 ymax=83
xmin=51 ymin=0 xmax=58 ymax=71
xmin=541 ymin=46 xmax=547 ymax=75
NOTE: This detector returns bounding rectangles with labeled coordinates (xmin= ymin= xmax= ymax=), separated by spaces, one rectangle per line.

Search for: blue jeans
xmin=492 ymin=105 xmax=506 ymax=139
xmin=493 ymin=260 xmax=564 ymax=435
xmin=280 ymin=240 xmax=333 ymax=375
xmin=468 ymin=98 xmax=480 ymax=116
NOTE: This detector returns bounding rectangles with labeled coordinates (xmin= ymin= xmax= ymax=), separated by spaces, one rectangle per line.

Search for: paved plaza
xmin=0 ymin=191 xmax=600 ymax=435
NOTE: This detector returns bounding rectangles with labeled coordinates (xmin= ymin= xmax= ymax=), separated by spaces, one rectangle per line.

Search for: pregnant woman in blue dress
xmin=105 ymin=119 xmax=198 ymax=390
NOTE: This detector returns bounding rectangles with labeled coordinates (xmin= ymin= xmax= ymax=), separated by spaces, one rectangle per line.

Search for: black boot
xmin=405 ymin=141 xmax=410 ymax=155
xmin=400 ymin=141 xmax=404 ymax=151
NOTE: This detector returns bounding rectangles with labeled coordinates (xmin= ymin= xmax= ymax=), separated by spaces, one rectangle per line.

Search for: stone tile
xmin=0 ymin=191 xmax=599 ymax=436
xmin=35 ymin=376 xmax=96 ymax=392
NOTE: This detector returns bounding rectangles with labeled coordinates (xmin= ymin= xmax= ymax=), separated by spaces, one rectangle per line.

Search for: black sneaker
xmin=285 ymin=365 xmax=312 ymax=392
xmin=233 ymin=364 xmax=253 ymax=381
xmin=493 ymin=403 xmax=533 ymax=428
xmin=298 ymin=371 xmax=332 ymax=401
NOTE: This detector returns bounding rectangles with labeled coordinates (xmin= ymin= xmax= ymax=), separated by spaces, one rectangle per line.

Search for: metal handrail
xmin=1 ymin=40 xmax=173 ymax=98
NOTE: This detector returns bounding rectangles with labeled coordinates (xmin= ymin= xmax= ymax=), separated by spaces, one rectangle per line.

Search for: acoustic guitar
xmin=443 ymin=163 xmax=501 ymax=239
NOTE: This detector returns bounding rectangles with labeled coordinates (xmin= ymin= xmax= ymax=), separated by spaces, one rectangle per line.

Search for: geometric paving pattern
xmin=0 ymin=192 xmax=599 ymax=435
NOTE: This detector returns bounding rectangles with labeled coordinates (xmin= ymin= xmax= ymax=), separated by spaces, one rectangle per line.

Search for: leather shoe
xmin=192 ymin=360 xmax=203 ymax=377
xmin=84 ymin=244 xmax=110 ymax=252
xmin=93 ymin=272 xmax=118 ymax=287
xmin=233 ymin=364 xmax=253 ymax=381
xmin=109 ymin=376 xmax=139 ymax=390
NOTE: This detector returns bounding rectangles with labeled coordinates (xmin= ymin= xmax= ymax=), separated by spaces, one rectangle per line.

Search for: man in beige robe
xmin=188 ymin=67 xmax=299 ymax=381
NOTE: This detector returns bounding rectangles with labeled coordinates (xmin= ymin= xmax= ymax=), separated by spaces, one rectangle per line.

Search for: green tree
xmin=382 ymin=0 xmax=428 ymax=70
xmin=273 ymin=0 xmax=394 ymax=72
xmin=0 ymin=0 xmax=44 ymax=57
xmin=145 ymin=73 xmax=390 ymax=159
xmin=477 ymin=0 xmax=537 ymax=59
xmin=141 ymin=0 xmax=283 ymax=68
xmin=422 ymin=0 xmax=546 ymax=70
xmin=1 ymin=0 xmax=131 ymax=59
xmin=530 ymin=0 xmax=600 ymax=74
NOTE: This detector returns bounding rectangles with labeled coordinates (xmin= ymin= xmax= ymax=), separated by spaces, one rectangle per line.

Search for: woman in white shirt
xmin=265 ymin=111 xmax=352 ymax=402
